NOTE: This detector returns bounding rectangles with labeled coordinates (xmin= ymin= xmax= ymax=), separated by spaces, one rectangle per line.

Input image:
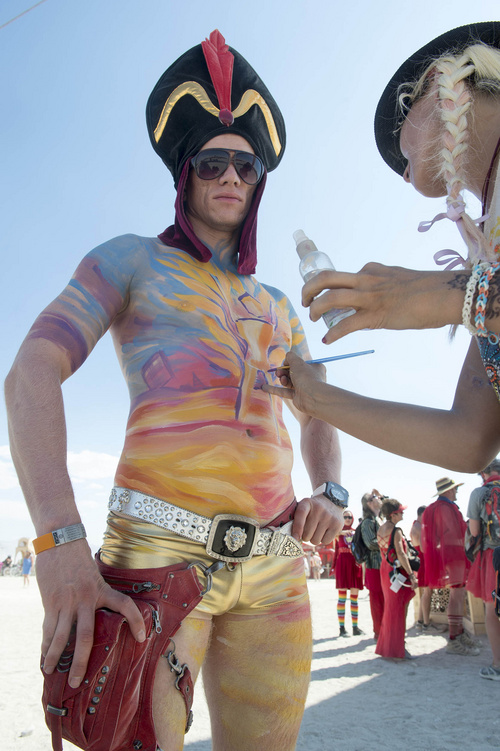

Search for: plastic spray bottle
xmin=294 ymin=229 xmax=355 ymax=329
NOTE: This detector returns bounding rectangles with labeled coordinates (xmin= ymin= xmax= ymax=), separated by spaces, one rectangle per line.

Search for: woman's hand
xmin=262 ymin=351 xmax=327 ymax=416
xmin=301 ymin=263 xmax=467 ymax=345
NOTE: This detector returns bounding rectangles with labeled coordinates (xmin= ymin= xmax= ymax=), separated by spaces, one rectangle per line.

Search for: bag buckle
xmin=205 ymin=514 xmax=260 ymax=563
xmin=165 ymin=641 xmax=188 ymax=689
xmin=188 ymin=560 xmax=224 ymax=595
xmin=47 ymin=704 xmax=68 ymax=717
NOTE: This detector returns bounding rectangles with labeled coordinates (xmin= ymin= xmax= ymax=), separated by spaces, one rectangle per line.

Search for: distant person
xmin=422 ymin=478 xmax=480 ymax=656
xmin=360 ymin=490 xmax=384 ymax=640
xmin=1 ymin=555 xmax=12 ymax=575
xmin=331 ymin=510 xmax=363 ymax=636
xmin=311 ymin=549 xmax=323 ymax=580
xmin=376 ymin=499 xmax=417 ymax=660
xmin=411 ymin=506 xmax=435 ymax=632
xmin=22 ymin=550 xmax=33 ymax=586
xmin=466 ymin=459 xmax=500 ymax=679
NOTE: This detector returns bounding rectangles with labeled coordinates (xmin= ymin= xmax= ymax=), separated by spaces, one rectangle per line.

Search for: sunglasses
xmin=191 ymin=148 xmax=265 ymax=185
xmin=344 ymin=515 xmax=353 ymax=519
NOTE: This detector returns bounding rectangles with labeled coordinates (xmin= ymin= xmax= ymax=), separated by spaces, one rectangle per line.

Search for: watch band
xmin=33 ymin=523 xmax=87 ymax=555
xmin=312 ymin=482 xmax=349 ymax=508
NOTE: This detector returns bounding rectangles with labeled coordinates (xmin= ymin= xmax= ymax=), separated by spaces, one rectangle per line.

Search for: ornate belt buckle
xmin=206 ymin=514 xmax=260 ymax=563
xmin=268 ymin=529 xmax=303 ymax=558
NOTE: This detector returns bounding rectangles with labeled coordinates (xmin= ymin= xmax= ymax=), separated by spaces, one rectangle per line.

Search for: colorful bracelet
xmin=462 ymin=262 xmax=490 ymax=335
xmin=33 ymin=523 xmax=87 ymax=554
xmin=475 ymin=262 xmax=500 ymax=337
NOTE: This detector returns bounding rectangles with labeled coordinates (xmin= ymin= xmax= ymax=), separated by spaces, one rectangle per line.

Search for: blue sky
xmin=1 ymin=0 xmax=499 ymax=556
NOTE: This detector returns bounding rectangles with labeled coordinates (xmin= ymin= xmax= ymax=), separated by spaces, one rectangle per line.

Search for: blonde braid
xmin=399 ymin=43 xmax=500 ymax=265
xmin=434 ymin=53 xmax=490 ymax=264
xmin=435 ymin=55 xmax=473 ymax=203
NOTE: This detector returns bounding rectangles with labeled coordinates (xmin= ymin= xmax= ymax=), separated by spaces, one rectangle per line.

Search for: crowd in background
xmin=308 ymin=465 xmax=500 ymax=679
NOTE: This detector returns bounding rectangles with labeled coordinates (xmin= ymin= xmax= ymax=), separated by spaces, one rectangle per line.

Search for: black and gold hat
xmin=146 ymin=29 xmax=286 ymax=186
xmin=374 ymin=21 xmax=500 ymax=177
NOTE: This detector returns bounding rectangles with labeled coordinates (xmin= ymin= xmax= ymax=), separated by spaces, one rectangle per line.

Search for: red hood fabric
xmin=421 ymin=497 xmax=469 ymax=587
xmin=158 ymin=159 xmax=266 ymax=275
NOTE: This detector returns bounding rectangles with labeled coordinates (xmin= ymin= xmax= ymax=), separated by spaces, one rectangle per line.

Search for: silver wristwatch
xmin=312 ymin=481 xmax=349 ymax=509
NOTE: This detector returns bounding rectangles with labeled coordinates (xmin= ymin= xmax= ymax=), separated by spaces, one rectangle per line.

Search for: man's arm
xmin=5 ymin=237 xmax=147 ymax=687
xmin=286 ymin=391 xmax=344 ymax=545
xmin=467 ymin=486 xmax=486 ymax=537
xmin=6 ymin=337 xmax=146 ymax=689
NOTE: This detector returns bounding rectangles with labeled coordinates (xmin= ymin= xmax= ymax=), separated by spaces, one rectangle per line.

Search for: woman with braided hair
xmin=263 ymin=23 xmax=500 ymax=678
xmin=264 ymin=22 xmax=500 ymax=473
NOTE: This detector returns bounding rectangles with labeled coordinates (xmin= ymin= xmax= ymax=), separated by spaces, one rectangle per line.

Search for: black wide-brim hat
xmin=146 ymin=30 xmax=286 ymax=186
xmin=374 ymin=21 xmax=500 ymax=176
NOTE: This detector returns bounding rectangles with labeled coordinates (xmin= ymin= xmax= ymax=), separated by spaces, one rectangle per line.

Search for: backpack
xmin=493 ymin=547 xmax=500 ymax=617
xmin=385 ymin=525 xmax=420 ymax=572
xmin=465 ymin=483 xmax=500 ymax=562
xmin=481 ymin=483 xmax=500 ymax=545
xmin=351 ymin=522 xmax=371 ymax=564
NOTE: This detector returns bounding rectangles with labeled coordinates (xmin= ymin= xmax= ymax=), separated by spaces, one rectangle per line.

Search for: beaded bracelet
xmin=475 ymin=262 xmax=500 ymax=338
xmin=462 ymin=262 xmax=489 ymax=335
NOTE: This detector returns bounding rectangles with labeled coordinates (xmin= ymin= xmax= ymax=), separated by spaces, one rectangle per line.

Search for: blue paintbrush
xmin=267 ymin=349 xmax=374 ymax=372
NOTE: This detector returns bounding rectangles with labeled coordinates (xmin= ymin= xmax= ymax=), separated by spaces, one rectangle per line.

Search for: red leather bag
xmin=41 ymin=556 xmax=220 ymax=751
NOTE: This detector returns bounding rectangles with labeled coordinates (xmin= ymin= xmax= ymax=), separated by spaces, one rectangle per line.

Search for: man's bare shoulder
xmin=259 ymin=281 xmax=289 ymax=305
xmin=81 ymin=234 xmax=183 ymax=288
xmin=86 ymin=234 xmax=165 ymax=265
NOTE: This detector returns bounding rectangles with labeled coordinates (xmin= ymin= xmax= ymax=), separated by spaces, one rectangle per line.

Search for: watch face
xmin=325 ymin=481 xmax=349 ymax=507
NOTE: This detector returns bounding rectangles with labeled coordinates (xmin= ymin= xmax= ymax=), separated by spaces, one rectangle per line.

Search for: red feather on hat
xmin=201 ymin=29 xmax=235 ymax=125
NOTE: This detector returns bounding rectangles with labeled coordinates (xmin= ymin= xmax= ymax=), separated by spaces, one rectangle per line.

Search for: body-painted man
xmin=6 ymin=31 xmax=344 ymax=751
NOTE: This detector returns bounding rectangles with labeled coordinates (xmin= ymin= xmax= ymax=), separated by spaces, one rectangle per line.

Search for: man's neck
xmin=438 ymin=494 xmax=456 ymax=504
xmin=187 ymin=216 xmax=240 ymax=271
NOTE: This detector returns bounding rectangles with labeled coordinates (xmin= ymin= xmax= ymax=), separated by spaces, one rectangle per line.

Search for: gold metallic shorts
xmin=100 ymin=512 xmax=309 ymax=620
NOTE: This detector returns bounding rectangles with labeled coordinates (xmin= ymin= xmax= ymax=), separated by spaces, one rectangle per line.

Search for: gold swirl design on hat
xmin=154 ymin=81 xmax=282 ymax=157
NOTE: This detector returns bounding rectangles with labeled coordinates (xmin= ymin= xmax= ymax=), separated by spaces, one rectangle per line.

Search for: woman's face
xmin=399 ymin=95 xmax=447 ymax=198
xmin=343 ymin=512 xmax=354 ymax=527
xmin=391 ymin=509 xmax=404 ymax=523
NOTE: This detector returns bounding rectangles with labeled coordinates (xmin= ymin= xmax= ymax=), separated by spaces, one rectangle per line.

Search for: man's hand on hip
xmin=292 ymin=494 xmax=343 ymax=545
xmin=37 ymin=540 xmax=146 ymax=688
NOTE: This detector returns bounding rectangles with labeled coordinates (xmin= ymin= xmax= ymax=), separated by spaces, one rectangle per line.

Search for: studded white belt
xmin=108 ymin=487 xmax=303 ymax=563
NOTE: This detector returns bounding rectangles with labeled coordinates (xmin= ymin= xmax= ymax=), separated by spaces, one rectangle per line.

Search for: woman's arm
xmin=301 ymin=264 xmax=467 ymax=345
xmin=394 ymin=529 xmax=418 ymax=589
xmin=263 ymin=340 xmax=500 ymax=472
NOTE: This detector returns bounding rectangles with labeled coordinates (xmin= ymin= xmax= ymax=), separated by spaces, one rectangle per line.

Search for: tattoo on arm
xmin=488 ymin=277 xmax=500 ymax=320
xmin=446 ymin=273 xmax=469 ymax=291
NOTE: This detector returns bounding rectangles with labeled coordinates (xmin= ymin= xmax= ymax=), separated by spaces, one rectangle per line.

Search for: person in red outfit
xmin=466 ymin=460 xmax=500 ymax=679
xmin=422 ymin=478 xmax=480 ymax=656
xmin=375 ymin=499 xmax=417 ymax=660
xmin=331 ymin=510 xmax=364 ymax=636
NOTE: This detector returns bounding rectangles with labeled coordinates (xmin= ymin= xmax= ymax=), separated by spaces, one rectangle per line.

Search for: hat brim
xmin=433 ymin=481 xmax=464 ymax=496
xmin=374 ymin=22 xmax=500 ymax=176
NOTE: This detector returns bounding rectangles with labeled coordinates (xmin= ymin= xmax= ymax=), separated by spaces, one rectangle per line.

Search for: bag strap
xmin=385 ymin=525 xmax=398 ymax=563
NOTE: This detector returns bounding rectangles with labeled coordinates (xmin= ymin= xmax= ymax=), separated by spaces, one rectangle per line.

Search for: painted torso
xmin=28 ymin=234 xmax=310 ymax=523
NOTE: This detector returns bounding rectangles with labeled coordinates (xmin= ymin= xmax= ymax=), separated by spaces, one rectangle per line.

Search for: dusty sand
xmin=1 ymin=575 xmax=499 ymax=751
